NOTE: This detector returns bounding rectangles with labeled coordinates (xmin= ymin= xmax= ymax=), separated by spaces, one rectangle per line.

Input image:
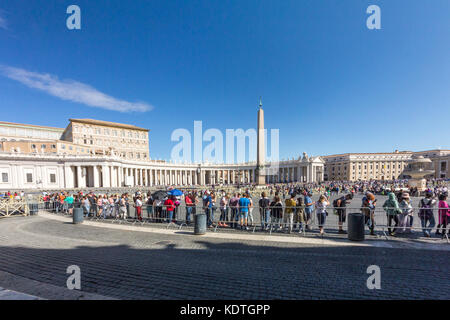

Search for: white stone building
xmin=0 ymin=152 xmax=323 ymax=190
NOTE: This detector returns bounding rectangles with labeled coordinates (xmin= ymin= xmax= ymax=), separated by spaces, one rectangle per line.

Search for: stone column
xmin=76 ymin=166 xmax=83 ymax=188
xmin=102 ymin=165 xmax=110 ymax=188
xmin=93 ymin=165 xmax=100 ymax=188
xmin=112 ymin=166 xmax=117 ymax=187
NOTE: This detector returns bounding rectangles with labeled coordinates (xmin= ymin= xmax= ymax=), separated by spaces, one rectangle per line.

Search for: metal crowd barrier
xmin=35 ymin=199 xmax=450 ymax=243
xmin=0 ymin=200 xmax=30 ymax=218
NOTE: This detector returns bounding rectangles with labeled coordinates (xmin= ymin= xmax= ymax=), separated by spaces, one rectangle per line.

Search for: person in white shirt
xmin=135 ymin=196 xmax=143 ymax=221
xmin=316 ymin=195 xmax=329 ymax=235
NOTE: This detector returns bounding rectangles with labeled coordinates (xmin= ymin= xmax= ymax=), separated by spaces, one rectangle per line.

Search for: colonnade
xmin=65 ymin=163 xmax=323 ymax=189
xmin=66 ymin=165 xmax=264 ymax=189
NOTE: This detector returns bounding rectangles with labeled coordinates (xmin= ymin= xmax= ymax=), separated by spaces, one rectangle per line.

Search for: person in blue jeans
xmin=418 ymin=191 xmax=436 ymax=237
xmin=239 ymin=193 xmax=251 ymax=230
xmin=184 ymin=193 xmax=196 ymax=224
xmin=304 ymin=192 xmax=314 ymax=230
xmin=229 ymin=193 xmax=240 ymax=228
xmin=204 ymin=192 xmax=213 ymax=227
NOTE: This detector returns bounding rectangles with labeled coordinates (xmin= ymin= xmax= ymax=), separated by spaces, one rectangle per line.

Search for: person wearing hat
xmin=398 ymin=192 xmax=413 ymax=234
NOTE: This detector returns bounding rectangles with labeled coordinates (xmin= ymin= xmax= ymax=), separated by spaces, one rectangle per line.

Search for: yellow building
xmin=324 ymin=151 xmax=412 ymax=181
xmin=323 ymin=150 xmax=450 ymax=181
xmin=61 ymin=119 xmax=150 ymax=160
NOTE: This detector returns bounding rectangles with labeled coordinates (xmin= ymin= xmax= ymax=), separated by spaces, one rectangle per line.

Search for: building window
xmin=1 ymin=173 xmax=8 ymax=183
xmin=41 ymin=144 xmax=46 ymax=149
xmin=26 ymin=173 xmax=33 ymax=183
xmin=441 ymin=162 xmax=447 ymax=171
xmin=51 ymin=144 xmax=56 ymax=149
xmin=49 ymin=174 xmax=56 ymax=183
xmin=31 ymin=144 xmax=36 ymax=149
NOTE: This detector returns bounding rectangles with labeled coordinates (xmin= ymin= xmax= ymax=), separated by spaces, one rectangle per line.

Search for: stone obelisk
xmin=256 ymin=97 xmax=266 ymax=185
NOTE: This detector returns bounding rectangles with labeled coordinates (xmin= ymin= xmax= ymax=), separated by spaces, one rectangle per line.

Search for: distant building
xmin=61 ymin=119 xmax=150 ymax=160
xmin=0 ymin=118 xmax=150 ymax=160
xmin=323 ymin=149 xmax=450 ymax=181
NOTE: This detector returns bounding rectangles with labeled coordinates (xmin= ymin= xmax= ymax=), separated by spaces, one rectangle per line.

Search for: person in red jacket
xmin=164 ymin=195 xmax=175 ymax=223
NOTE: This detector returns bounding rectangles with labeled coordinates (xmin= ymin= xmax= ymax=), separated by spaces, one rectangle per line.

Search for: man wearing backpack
xmin=418 ymin=190 xmax=436 ymax=237
xmin=333 ymin=193 xmax=353 ymax=234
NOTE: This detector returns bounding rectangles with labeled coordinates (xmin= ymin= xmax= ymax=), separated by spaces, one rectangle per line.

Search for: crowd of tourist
xmin=1 ymin=179 xmax=449 ymax=238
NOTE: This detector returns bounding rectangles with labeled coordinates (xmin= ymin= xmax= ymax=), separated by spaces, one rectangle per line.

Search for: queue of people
xmin=10 ymin=179 xmax=450 ymax=239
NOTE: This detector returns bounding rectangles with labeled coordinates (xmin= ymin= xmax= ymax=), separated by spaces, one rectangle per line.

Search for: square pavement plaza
xmin=0 ymin=209 xmax=449 ymax=300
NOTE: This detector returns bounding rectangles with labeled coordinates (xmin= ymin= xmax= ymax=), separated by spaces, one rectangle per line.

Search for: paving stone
xmin=0 ymin=215 xmax=448 ymax=300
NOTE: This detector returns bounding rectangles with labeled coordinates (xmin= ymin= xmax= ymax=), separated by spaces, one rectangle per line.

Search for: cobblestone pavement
xmin=0 ymin=215 xmax=449 ymax=300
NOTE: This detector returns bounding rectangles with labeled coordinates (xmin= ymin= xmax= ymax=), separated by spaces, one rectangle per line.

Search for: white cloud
xmin=0 ymin=65 xmax=153 ymax=112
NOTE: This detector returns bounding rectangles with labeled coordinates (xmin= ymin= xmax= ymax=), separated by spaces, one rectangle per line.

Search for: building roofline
xmin=322 ymin=151 xmax=412 ymax=158
xmin=69 ymin=119 xmax=149 ymax=132
xmin=322 ymin=149 xmax=450 ymax=158
xmin=414 ymin=149 xmax=450 ymax=153
xmin=0 ymin=121 xmax=64 ymax=132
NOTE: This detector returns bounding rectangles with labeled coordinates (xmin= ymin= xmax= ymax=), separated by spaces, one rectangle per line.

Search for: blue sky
xmin=0 ymin=0 xmax=449 ymax=162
